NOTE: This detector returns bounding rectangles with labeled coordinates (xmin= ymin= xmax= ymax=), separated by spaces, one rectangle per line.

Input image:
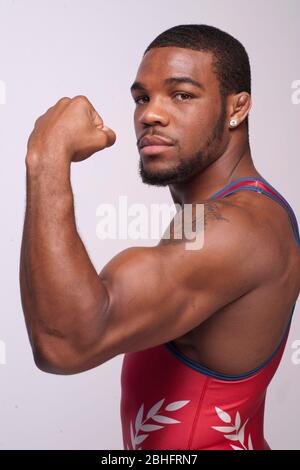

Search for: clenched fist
xmin=27 ymin=95 xmax=116 ymax=163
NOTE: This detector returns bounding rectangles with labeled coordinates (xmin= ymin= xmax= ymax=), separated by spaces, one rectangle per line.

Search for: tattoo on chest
xmin=160 ymin=200 xmax=230 ymax=246
xmin=204 ymin=201 xmax=230 ymax=227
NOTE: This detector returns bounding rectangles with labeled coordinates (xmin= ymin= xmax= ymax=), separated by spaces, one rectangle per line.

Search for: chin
xmin=139 ymin=173 xmax=171 ymax=187
xmin=139 ymin=168 xmax=188 ymax=187
xmin=138 ymin=159 xmax=173 ymax=186
xmin=138 ymin=154 xmax=202 ymax=186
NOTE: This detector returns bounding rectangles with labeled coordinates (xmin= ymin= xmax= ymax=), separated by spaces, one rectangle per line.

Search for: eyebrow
xmin=130 ymin=76 xmax=205 ymax=93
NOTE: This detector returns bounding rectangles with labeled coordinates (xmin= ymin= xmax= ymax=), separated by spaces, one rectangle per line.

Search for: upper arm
xmin=94 ymin=202 xmax=266 ymax=364
xmin=36 ymin=201 xmax=271 ymax=374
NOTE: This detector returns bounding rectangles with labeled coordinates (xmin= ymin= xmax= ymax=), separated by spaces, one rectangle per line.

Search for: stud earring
xmin=229 ymin=119 xmax=238 ymax=127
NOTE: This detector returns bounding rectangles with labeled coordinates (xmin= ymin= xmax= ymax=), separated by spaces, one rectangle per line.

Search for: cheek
xmin=177 ymin=99 xmax=221 ymax=142
xmin=133 ymin=109 xmax=139 ymax=126
xmin=175 ymin=113 xmax=210 ymax=151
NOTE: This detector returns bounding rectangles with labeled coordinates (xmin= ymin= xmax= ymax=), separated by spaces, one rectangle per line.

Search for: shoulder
xmin=157 ymin=195 xmax=275 ymax=291
xmin=160 ymin=195 xmax=265 ymax=253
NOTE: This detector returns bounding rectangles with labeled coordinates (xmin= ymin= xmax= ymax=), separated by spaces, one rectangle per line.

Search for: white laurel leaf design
xmin=212 ymin=406 xmax=254 ymax=450
xmin=151 ymin=415 xmax=180 ymax=424
xmin=211 ymin=426 xmax=236 ymax=433
xmin=215 ymin=406 xmax=232 ymax=423
xmin=127 ymin=398 xmax=191 ymax=450
xmin=135 ymin=434 xmax=149 ymax=445
xmin=146 ymin=398 xmax=165 ymax=419
xmin=165 ymin=400 xmax=190 ymax=411
xmin=237 ymin=418 xmax=249 ymax=443
xmin=135 ymin=404 xmax=144 ymax=433
xmin=140 ymin=424 xmax=163 ymax=432
xmin=235 ymin=411 xmax=241 ymax=430
xmin=224 ymin=433 xmax=240 ymax=441
xmin=248 ymin=433 xmax=253 ymax=450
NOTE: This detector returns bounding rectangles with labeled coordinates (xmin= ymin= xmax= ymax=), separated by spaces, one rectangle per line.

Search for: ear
xmin=228 ymin=92 xmax=252 ymax=127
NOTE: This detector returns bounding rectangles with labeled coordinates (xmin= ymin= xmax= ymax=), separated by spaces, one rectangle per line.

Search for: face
xmin=131 ymin=47 xmax=229 ymax=186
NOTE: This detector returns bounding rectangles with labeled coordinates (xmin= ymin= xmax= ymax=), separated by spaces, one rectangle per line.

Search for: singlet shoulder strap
xmin=208 ymin=176 xmax=300 ymax=249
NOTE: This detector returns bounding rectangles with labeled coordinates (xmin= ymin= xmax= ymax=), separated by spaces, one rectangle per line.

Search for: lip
xmin=140 ymin=144 xmax=174 ymax=155
xmin=139 ymin=135 xmax=174 ymax=149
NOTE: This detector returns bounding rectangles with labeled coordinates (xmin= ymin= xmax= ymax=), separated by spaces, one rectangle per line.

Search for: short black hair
xmin=144 ymin=24 xmax=251 ymax=127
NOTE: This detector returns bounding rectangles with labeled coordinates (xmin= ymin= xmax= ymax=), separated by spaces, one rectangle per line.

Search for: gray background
xmin=0 ymin=0 xmax=299 ymax=449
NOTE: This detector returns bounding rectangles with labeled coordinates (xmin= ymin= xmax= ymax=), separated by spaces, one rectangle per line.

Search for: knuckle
xmin=34 ymin=116 xmax=42 ymax=127
xmin=57 ymin=97 xmax=71 ymax=104
xmin=72 ymin=95 xmax=89 ymax=105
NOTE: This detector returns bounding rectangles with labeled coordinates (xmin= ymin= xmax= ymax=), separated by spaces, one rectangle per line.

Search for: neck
xmin=169 ymin=129 xmax=262 ymax=205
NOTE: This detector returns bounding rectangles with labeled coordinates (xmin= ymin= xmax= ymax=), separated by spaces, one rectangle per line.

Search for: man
xmin=20 ymin=24 xmax=300 ymax=450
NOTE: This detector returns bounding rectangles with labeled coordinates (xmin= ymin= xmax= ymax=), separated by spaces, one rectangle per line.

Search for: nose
xmin=137 ymin=98 xmax=170 ymax=127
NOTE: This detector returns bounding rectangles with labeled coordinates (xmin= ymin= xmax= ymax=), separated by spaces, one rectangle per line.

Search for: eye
xmin=174 ymin=92 xmax=193 ymax=101
xmin=134 ymin=95 xmax=149 ymax=105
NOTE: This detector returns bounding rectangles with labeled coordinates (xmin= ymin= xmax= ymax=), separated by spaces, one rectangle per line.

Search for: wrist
xmin=25 ymin=149 xmax=71 ymax=175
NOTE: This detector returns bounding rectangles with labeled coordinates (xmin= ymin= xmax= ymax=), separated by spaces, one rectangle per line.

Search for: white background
xmin=0 ymin=0 xmax=299 ymax=449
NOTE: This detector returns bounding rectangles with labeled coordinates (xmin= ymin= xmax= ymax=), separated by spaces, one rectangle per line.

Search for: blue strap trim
xmin=164 ymin=304 xmax=296 ymax=381
xmin=209 ymin=177 xmax=300 ymax=248
xmin=221 ymin=186 xmax=300 ymax=248
xmin=208 ymin=176 xmax=269 ymax=199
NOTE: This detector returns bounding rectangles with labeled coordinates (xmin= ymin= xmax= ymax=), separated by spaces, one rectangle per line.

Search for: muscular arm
xmin=20 ymin=156 xmax=109 ymax=371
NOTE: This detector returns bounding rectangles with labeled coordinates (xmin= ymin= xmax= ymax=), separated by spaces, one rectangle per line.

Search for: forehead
xmin=134 ymin=46 xmax=217 ymax=89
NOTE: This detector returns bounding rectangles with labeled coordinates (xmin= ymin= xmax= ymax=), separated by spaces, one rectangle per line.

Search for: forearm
xmin=20 ymin=152 xmax=108 ymax=362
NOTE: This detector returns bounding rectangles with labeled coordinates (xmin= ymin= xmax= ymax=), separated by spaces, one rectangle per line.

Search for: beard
xmin=138 ymin=99 xmax=227 ymax=187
